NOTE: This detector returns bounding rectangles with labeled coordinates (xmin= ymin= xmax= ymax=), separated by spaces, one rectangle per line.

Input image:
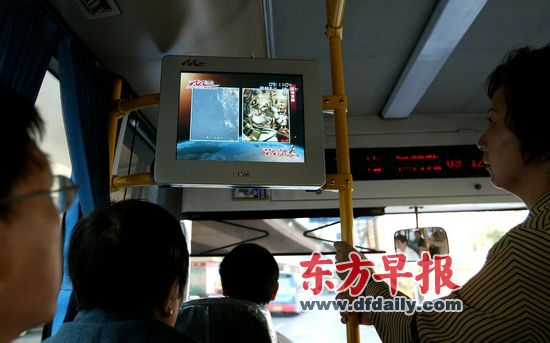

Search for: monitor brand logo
xmin=186 ymin=79 xmax=220 ymax=89
xmin=182 ymin=59 xmax=206 ymax=67
xmin=233 ymin=170 xmax=250 ymax=177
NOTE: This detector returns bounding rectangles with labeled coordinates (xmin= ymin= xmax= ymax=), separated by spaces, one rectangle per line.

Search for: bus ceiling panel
xmin=45 ymin=0 xmax=550 ymax=128
xmin=47 ymin=0 xmax=266 ymax=100
xmin=271 ymin=0 xmax=550 ymax=119
xmin=415 ymin=0 xmax=550 ymax=116
xmin=381 ymin=0 xmax=488 ymax=119
xmin=271 ymin=0 xmax=437 ymax=119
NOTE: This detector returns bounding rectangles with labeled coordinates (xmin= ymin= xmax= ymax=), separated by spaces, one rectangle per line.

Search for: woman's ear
xmin=154 ymin=278 xmax=180 ymax=327
xmin=270 ymin=281 xmax=279 ymax=301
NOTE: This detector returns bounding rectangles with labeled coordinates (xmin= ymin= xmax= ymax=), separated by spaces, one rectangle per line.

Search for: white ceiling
xmin=48 ymin=0 xmax=550 ymax=126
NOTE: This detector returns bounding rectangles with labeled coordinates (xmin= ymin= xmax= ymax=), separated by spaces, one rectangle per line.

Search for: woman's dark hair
xmin=68 ymin=199 xmax=189 ymax=319
xmin=219 ymin=243 xmax=279 ymax=305
xmin=394 ymin=234 xmax=408 ymax=244
xmin=0 ymin=82 xmax=43 ymax=219
xmin=486 ymin=44 xmax=550 ymax=162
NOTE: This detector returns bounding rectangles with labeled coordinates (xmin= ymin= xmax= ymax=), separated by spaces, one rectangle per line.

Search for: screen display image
xmin=176 ymin=72 xmax=305 ymax=163
xmin=190 ymin=87 xmax=240 ymax=142
xmin=155 ymin=55 xmax=324 ymax=189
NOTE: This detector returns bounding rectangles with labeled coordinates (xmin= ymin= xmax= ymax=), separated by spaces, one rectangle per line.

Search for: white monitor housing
xmin=155 ymin=55 xmax=325 ymax=189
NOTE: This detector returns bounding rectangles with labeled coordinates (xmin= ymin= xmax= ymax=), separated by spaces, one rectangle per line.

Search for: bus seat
xmin=175 ymin=297 xmax=278 ymax=343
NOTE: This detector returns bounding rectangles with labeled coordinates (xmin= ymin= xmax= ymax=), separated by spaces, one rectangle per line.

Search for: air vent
xmin=76 ymin=0 xmax=121 ymax=19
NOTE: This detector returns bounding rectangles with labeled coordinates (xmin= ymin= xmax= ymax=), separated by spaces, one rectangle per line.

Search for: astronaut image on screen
xmin=242 ymin=88 xmax=290 ymax=142
xmin=190 ymin=87 xmax=240 ymax=141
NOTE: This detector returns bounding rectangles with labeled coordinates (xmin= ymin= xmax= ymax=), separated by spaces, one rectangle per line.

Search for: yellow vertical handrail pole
xmin=327 ymin=1 xmax=352 ymax=242
xmin=325 ymin=1 xmax=360 ymax=343
xmin=108 ymin=79 xmax=159 ymax=191
xmin=109 ymin=77 xmax=123 ymax=186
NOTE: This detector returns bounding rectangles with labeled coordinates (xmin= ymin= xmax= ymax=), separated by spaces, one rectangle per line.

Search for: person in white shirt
xmin=394 ymin=234 xmax=420 ymax=261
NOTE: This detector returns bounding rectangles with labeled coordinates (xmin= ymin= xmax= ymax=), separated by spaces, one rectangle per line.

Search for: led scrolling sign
xmin=325 ymin=145 xmax=489 ymax=180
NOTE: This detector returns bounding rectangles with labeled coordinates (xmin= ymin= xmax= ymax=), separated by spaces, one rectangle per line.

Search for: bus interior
xmin=7 ymin=0 xmax=550 ymax=342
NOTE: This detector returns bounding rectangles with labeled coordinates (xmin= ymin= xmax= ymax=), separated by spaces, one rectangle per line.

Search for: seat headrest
xmin=175 ymin=297 xmax=278 ymax=343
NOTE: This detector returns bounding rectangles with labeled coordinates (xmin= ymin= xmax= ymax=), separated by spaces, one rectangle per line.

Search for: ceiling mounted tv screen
xmin=155 ymin=56 xmax=325 ymax=189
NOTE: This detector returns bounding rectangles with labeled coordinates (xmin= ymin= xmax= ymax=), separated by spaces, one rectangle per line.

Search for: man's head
xmin=219 ymin=243 xmax=279 ymax=305
xmin=69 ymin=199 xmax=189 ymax=326
xmin=0 ymin=82 xmax=62 ymax=339
xmin=394 ymin=234 xmax=408 ymax=252
xmin=0 ymin=82 xmax=45 ymax=218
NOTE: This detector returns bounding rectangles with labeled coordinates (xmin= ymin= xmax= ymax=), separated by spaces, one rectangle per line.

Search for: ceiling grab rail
xmin=303 ymin=221 xmax=386 ymax=254
xmin=197 ymin=220 xmax=270 ymax=255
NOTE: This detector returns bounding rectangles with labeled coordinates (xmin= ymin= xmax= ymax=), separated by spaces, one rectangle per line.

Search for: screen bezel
xmin=155 ymin=55 xmax=325 ymax=189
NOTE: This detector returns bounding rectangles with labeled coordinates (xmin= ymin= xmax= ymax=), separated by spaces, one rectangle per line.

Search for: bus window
xmin=111 ymin=116 xmax=157 ymax=202
xmin=268 ymin=272 xmax=300 ymax=315
xmin=186 ymin=206 xmax=527 ymax=342
xmin=35 ymin=71 xmax=72 ymax=177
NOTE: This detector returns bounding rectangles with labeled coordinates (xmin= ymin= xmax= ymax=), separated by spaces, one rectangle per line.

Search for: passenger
xmin=411 ymin=230 xmax=426 ymax=254
xmin=394 ymin=234 xmax=420 ymax=261
xmin=335 ymin=45 xmax=550 ymax=341
xmin=219 ymin=243 xmax=293 ymax=343
xmin=0 ymin=82 xmax=69 ymax=343
xmin=426 ymin=228 xmax=446 ymax=256
xmin=44 ymin=199 xmax=196 ymax=342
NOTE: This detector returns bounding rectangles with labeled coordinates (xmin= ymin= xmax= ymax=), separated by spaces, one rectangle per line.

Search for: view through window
xmin=187 ymin=207 xmax=528 ymax=343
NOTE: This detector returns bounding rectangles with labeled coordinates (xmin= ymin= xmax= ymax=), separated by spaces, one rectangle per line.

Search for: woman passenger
xmin=44 ymin=199 xmax=196 ymax=342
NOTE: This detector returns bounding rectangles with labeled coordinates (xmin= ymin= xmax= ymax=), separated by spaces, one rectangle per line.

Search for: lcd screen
xmin=155 ymin=55 xmax=324 ymax=189
xmin=176 ymin=72 xmax=305 ymax=163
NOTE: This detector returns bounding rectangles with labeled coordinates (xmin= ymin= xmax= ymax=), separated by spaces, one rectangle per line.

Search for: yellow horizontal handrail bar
xmin=111 ymin=172 xmax=155 ymax=191
xmin=111 ymin=93 xmax=160 ymax=117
